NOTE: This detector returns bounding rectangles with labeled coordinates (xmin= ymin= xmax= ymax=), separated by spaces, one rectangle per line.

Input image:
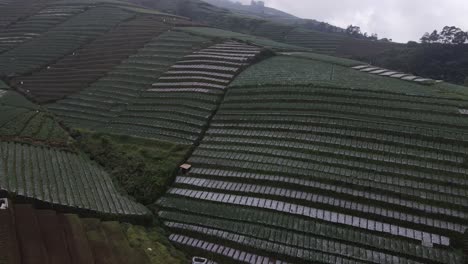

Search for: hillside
xmin=0 ymin=0 xmax=467 ymax=263
xmin=130 ymin=0 xmax=466 ymax=85
xmin=201 ymin=0 xmax=298 ymax=20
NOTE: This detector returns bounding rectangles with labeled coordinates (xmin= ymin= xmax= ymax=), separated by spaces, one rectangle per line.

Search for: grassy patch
xmin=73 ymin=130 xmax=191 ymax=205
xmin=124 ymin=223 xmax=187 ymax=264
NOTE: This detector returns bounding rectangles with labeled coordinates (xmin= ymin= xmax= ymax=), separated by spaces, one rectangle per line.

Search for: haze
xmin=234 ymin=0 xmax=468 ymax=43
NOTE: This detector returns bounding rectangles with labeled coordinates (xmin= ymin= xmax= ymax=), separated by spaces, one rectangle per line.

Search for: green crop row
xmin=230 ymin=56 xmax=468 ymax=100
xmin=0 ymin=4 xmax=87 ymax=53
xmin=49 ymin=31 xmax=211 ymax=132
xmin=0 ymin=6 xmax=133 ymax=75
xmin=0 ymin=141 xmax=150 ymax=217
xmin=158 ymin=197 xmax=463 ymax=263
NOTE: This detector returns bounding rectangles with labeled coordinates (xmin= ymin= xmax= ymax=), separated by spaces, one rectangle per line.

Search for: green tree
xmin=346 ymin=25 xmax=362 ymax=37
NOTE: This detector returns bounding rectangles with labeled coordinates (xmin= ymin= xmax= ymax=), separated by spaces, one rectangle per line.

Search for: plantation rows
xmin=48 ymin=31 xmax=210 ymax=130
xmin=278 ymin=52 xmax=362 ymax=67
xmin=0 ymin=89 xmax=69 ymax=144
xmin=174 ymin=175 xmax=465 ymax=233
xmin=0 ymin=141 xmax=149 ymax=217
xmin=167 ymin=187 xmax=455 ymax=245
xmin=0 ymin=0 xmax=48 ymax=29
xmin=0 ymin=3 xmax=87 ymax=53
xmin=104 ymin=41 xmax=266 ymax=144
xmin=168 ymin=233 xmax=286 ymax=264
xmin=14 ymin=14 xmax=171 ymax=103
xmin=252 ymin=21 xmax=293 ymax=43
xmin=184 ymin=166 xmax=465 ymax=220
xmin=168 ymin=221 xmax=373 ymax=264
xmin=0 ymin=108 xmax=69 ymax=143
xmin=0 ymin=6 xmax=133 ymax=75
xmin=200 ymin=128 xmax=467 ymax=179
xmin=283 ymin=28 xmax=345 ymax=55
xmin=204 ymin=127 xmax=465 ymax=164
xmin=353 ymin=65 xmax=436 ymax=85
xmin=231 ymin=56 xmax=468 ymax=99
xmin=158 ymin=56 xmax=467 ymax=263
xmin=159 ymin=196 xmax=461 ymax=263
xmin=178 ymin=27 xmax=304 ymax=52
xmin=166 ymin=217 xmax=423 ymax=264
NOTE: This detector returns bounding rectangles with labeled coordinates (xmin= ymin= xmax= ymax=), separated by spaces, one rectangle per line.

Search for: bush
xmin=74 ymin=130 xmax=191 ymax=205
xmin=124 ymin=223 xmax=187 ymax=264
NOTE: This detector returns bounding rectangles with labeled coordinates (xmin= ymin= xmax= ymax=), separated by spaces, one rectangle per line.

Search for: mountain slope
xmin=0 ymin=1 xmax=466 ymax=263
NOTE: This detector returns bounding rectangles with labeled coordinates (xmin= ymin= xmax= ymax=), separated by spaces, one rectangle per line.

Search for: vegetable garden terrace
xmin=0 ymin=0 xmax=466 ymax=263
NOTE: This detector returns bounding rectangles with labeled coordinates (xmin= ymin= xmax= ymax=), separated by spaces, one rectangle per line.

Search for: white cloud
xmin=233 ymin=0 xmax=468 ymax=43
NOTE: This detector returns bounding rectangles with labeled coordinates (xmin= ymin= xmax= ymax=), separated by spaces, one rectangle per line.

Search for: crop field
xmin=0 ymin=6 xmax=133 ymax=76
xmin=14 ymin=15 xmax=171 ymax=103
xmin=48 ymin=31 xmax=211 ymax=130
xmin=279 ymin=51 xmax=362 ymax=67
xmin=252 ymin=21 xmax=293 ymax=43
xmin=283 ymin=28 xmax=346 ymax=55
xmin=231 ymin=55 xmax=468 ymax=99
xmin=1 ymin=2 xmax=467 ymax=262
xmin=157 ymin=56 xmax=468 ymax=263
xmin=0 ymin=87 xmax=69 ymax=145
xmin=105 ymin=41 xmax=266 ymax=144
xmin=0 ymin=3 xmax=88 ymax=54
xmin=0 ymin=0 xmax=49 ymax=29
xmin=178 ymin=27 xmax=306 ymax=52
xmin=0 ymin=141 xmax=150 ymax=218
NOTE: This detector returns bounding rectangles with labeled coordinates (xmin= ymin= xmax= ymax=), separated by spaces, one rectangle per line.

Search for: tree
xmin=420 ymin=32 xmax=431 ymax=43
xmin=453 ymin=30 xmax=468 ymax=44
xmin=440 ymin=26 xmax=463 ymax=44
xmin=369 ymin=33 xmax=378 ymax=41
xmin=465 ymin=77 xmax=468 ymax=87
xmin=429 ymin=30 xmax=441 ymax=43
xmin=346 ymin=25 xmax=362 ymax=37
xmin=407 ymin=41 xmax=418 ymax=47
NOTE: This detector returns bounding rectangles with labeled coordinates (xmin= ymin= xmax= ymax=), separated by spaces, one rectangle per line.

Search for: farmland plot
xmin=0 ymin=141 xmax=150 ymax=218
xmin=14 ymin=15 xmax=170 ymax=103
xmin=232 ymin=55 xmax=468 ymax=99
xmin=0 ymin=0 xmax=49 ymax=29
xmin=0 ymin=3 xmax=88 ymax=53
xmin=0 ymin=87 xmax=69 ymax=145
xmin=0 ymin=6 xmax=133 ymax=76
xmin=283 ymin=28 xmax=345 ymax=55
xmin=48 ymin=31 xmax=211 ymax=130
xmin=178 ymin=26 xmax=305 ymax=51
xmin=252 ymin=21 xmax=293 ymax=43
xmin=157 ymin=56 xmax=468 ymax=263
xmin=105 ymin=41 xmax=267 ymax=144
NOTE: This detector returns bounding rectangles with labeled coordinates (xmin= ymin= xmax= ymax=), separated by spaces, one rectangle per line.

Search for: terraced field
xmin=283 ymin=28 xmax=345 ymax=55
xmin=231 ymin=55 xmax=468 ymax=99
xmin=178 ymin=26 xmax=306 ymax=51
xmin=0 ymin=141 xmax=149 ymax=218
xmin=0 ymin=84 xmax=69 ymax=146
xmin=14 ymin=14 xmax=170 ymax=103
xmin=0 ymin=1 xmax=467 ymax=263
xmin=0 ymin=3 xmax=88 ymax=53
xmin=157 ymin=55 xmax=468 ymax=263
xmin=48 ymin=31 xmax=211 ymax=130
xmin=252 ymin=21 xmax=293 ymax=43
xmin=0 ymin=0 xmax=49 ymax=29
xmin=105 ymin=41 xmax=266 ymax=144
xmin=0 ymin=6 xmax=134 ymax=75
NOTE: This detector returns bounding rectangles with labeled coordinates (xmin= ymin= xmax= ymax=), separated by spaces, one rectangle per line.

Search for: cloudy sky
xmin=234 ymin=0 xmax=468 ymax=43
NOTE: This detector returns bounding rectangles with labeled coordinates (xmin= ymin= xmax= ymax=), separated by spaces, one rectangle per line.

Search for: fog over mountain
xmin=230 ymin=0 xmax=468 ymax=43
